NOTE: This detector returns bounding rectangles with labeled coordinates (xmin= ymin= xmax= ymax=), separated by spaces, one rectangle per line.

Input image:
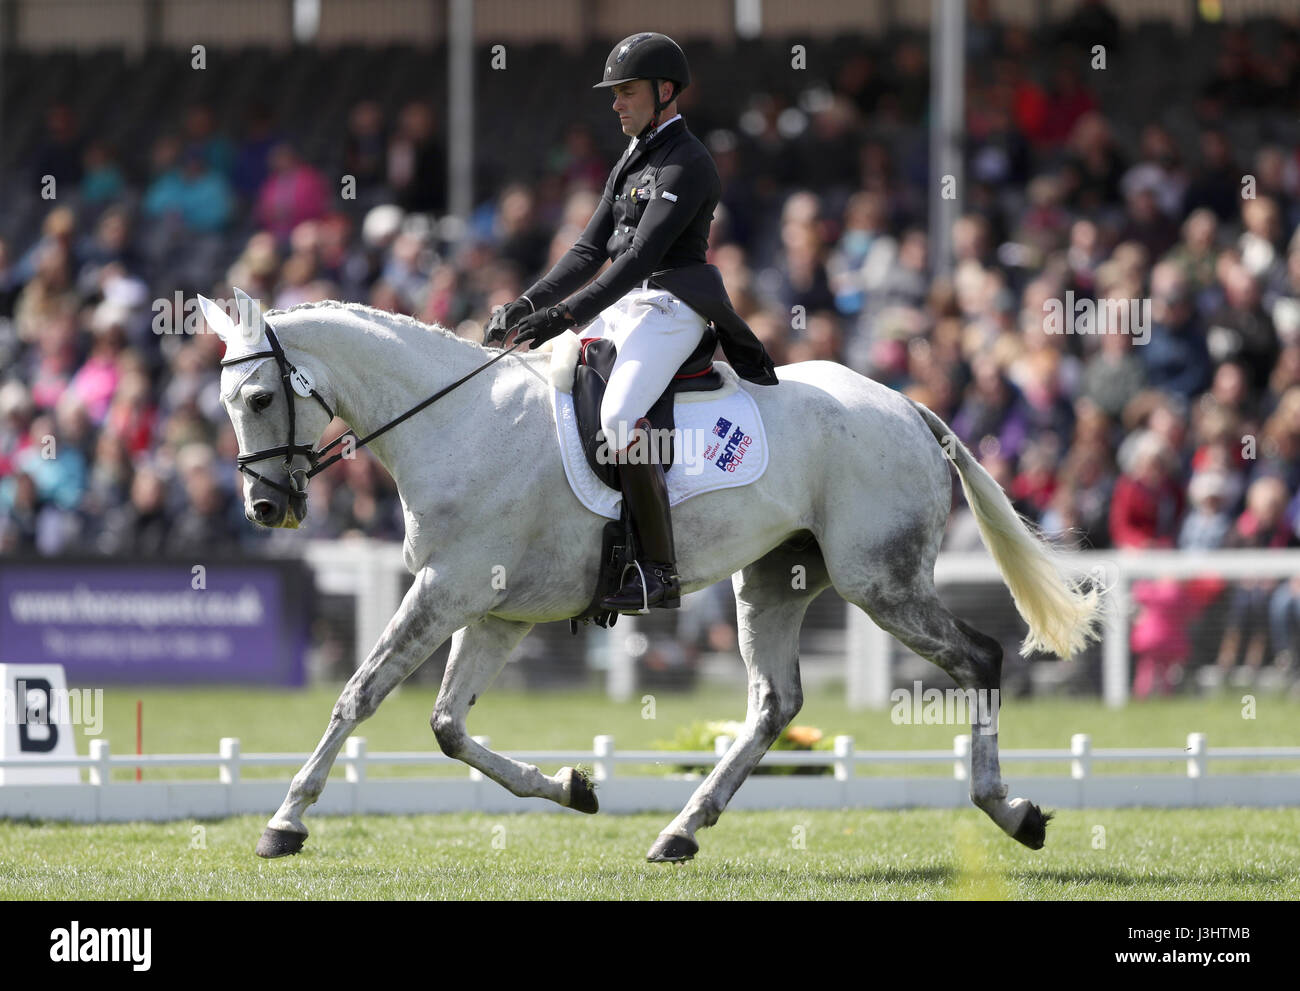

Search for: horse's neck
xmin=280 ymin=307 xmax=497 ymax=485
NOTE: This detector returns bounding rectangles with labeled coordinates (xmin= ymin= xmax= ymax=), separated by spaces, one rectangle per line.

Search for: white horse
xmin=199 ymin=290 xmax=1102 ymax=862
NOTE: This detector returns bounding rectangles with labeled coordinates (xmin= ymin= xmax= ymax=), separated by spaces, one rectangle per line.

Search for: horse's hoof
xmin=256 ymin=826 xmax=307 ymax=858
xmin=647 ymin=832 xmax=698 ymax=863
xmin=560 ymin=766 xmax=599 ymax=814
xmin=1010 ymin=799 xmax=1053 ymax=850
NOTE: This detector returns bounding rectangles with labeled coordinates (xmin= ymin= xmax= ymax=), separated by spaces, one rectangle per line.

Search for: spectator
xmin=1205 ymin=263 xmax=1279 ymax=393
xmin=31 ymin=104 xmax=82 ymax=190
xmin=232 ymin=102 xmax=281 ymax=200
xmin=69 ymin=302 xmax=129 ymax=425
xmin=255 ymin=143 xmax=329 ymax=243
xmin=342 ymin=100 xmax=389 ymax=208
xmin=79 ymin=140 xmax=126 ymax=208
xmin=387 ymin=101 xmax=445 ymax=214
xmin=1214 ymin=476 xmax=1293 ymax=677
xmin=1179 ymin=471 xmax=1234 ymax=550
xmin=1081 ymin=318 xmax=1146 ymax=420
xmin=952 ymin=354 xmax=1032 ymax=463
xmin=1110 ymin=431 xmax=1184 ymax=549
xmin=182 ymin=104 xmax=235 ymax=179
xmin=1142 ymin=261 xmax=1211 ymax=401
xmin=98 ymin=464 xmax=171 ymax=556
xmin=1183 ymin=129 xmax=1241 ymax=222
xmin=143 ymin=144 xmax=234 ymax=233
xmin=13 ymin=241 xmax=77 ymax=345
xmin=1163 ymin=207 xmax=1219 ymax=297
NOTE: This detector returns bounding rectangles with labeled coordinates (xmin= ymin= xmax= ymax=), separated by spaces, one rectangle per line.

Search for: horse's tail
xmin=907 ymin=397 xmax=1103 ymax=658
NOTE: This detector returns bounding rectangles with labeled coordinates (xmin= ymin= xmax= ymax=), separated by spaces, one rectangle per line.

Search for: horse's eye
xmin=251 ymin=392 xmax=274 ymax=413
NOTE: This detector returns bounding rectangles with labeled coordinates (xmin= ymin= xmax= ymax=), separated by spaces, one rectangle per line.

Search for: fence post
xmin=847 ymin=603 xmax=892 ymax=710
xmin=1186 ymin=732 xmax=1207 ymax=779
xmin=833 ymin=735 xmax=854 ymax=781
xmin=219 ymin=738 xmax=240 ymax=785
xmin=356 ymin=543 xmax=402 ymax=673
xmin=89 ymin=739 xmax=110 ymax=786
xmin=714 ymin=735 xmax=733 ymax=767
xmin=1102 ymin=568 xmax=1130 ymax=708
xmin=953 ymin=734 xmax=970 ymax=781
xmin=469 ymin=736 xmax=488 ymax=781
xmin=345 ymin=737 xmax=367 ymax=784
xmin=1070 ymin=733 xmax=1091 ymax=780
xmin=593 ymin=735 xmax=615 ymax=782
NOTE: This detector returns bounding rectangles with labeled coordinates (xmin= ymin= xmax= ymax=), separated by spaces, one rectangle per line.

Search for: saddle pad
xmin=550 ymin=361 xmax=769 ymax=520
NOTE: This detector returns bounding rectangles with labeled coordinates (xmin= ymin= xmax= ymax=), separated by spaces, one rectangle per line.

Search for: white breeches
xmin=583 ymin=285 xmax=708 ymax=452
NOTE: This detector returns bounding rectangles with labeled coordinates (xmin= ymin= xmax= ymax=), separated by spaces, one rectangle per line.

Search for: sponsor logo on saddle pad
xmin=715 ymin=425 xmax=752 ymax=472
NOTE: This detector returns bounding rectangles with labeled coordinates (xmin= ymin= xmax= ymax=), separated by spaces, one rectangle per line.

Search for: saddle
xmin=573 ymin=323 xmax=723 ymax=490
xmin=567 ymin=323 xmax=723 ymax=633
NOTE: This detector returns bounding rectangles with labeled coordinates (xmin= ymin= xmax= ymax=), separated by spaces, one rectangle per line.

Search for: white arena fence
xmin=2 ymin=733 xmax=1298 ymax=822
xmin=305 ymin=542 xmax=1300 ymax=708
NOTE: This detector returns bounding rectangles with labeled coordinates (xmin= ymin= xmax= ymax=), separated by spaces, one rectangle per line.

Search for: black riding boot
xmin=601 ymin=423 xmax=681 ymax=613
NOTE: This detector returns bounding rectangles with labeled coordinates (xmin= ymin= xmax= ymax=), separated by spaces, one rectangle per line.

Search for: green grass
xmin=2 ymin=808 xmax=1298 ymax=900
xmin=5 ymin=688 xmax=1298 ymax=899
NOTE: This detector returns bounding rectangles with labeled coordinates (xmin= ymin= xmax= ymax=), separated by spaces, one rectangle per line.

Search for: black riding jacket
xmin=523 ymin=116 xmax=717 ymax=326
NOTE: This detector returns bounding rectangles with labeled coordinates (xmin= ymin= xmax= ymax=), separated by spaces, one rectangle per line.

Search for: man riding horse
xmin=487 ymin=31 xmax=779 ymax=613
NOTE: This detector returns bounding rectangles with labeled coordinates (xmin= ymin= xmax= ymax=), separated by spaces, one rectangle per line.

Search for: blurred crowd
xmin=2 ymin=5 xmax=1300 ymax=691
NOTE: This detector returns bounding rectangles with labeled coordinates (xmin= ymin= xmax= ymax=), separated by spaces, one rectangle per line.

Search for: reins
xmin=221 ymin=327 xmax=529 ymax=495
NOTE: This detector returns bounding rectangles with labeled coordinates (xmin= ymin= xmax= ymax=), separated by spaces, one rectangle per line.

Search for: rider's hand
xmin=485 ymin=298 xmax=534 ymax=346
xmin=513 ymin=305 xmax=578 ymax=348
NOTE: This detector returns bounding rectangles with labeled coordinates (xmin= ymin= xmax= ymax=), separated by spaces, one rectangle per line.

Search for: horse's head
xmin=198 ymin=289 xmax=335 ymax=529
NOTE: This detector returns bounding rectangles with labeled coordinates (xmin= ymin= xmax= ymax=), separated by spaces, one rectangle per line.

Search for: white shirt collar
xmin=627 ymin=114 xmax=682 ymax=152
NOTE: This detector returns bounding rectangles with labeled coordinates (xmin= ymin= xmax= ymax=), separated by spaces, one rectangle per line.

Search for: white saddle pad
xmin=547 ymin=331 xmax=769 ymax=520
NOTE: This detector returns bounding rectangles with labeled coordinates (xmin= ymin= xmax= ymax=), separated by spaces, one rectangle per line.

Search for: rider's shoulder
xmin=668 ymin=130 xmax=717 ymax=171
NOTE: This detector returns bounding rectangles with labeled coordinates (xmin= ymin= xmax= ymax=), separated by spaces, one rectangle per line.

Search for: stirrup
xmin=602 ymin=561 xmax=681 ymax=614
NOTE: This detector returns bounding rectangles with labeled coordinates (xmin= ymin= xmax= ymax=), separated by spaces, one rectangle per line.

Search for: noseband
xmin=220 ymin=325 xmax=529 ymax=499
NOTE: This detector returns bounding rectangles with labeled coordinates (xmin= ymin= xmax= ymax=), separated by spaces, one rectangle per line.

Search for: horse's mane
xmin=266 ymin=299 xmax=493 ymax=357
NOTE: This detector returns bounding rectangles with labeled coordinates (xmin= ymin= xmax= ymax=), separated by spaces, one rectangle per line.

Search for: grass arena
xmin=3 ymin=688 xmax=1298 ymax=900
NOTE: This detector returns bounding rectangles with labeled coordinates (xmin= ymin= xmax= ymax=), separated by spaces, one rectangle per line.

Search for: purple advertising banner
xmin=0 ymin=559 xmax=310 ymax=685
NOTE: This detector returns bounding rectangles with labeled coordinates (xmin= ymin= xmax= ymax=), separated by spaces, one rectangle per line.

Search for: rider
xmin=486 ymin=32 xmax=778 ymax=613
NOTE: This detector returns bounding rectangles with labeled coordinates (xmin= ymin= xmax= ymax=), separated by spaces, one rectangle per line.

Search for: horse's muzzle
xmin=248 ymin=492 xmax=307 ymax=528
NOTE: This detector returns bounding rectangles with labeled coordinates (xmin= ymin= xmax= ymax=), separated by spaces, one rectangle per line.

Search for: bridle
xmin=220 ymin=323 xmax=528 ymax=501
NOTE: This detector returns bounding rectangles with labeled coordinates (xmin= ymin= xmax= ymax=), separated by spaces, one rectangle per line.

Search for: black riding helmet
xmin=593 ymin=33 xmax=690 ymax=135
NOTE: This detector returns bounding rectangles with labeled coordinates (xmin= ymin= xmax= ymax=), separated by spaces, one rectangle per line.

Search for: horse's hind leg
xmin=431 ymin=616 xmax=592 ymax=811
xmin=647 ymin=538 xmax=831 ymax=862
xmin=851 ymin=584 xmax=1050 ymax=849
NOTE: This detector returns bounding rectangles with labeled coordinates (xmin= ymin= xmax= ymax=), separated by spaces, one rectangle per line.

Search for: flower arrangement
xmin=655 ymin=719 xmax=834 ymax=775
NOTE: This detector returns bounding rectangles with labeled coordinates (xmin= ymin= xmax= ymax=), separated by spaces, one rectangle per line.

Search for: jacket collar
xmin=618 ymin=116 xmax=686 ymax=178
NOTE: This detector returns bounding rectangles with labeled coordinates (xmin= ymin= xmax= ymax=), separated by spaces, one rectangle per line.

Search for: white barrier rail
xmin=916 ymin=549 xmax=1300 ymax=711
xmin=303 ymin=541 xmax=1300 ymax=710
xmin=2 ymin=733 xmax=1298 ymax=822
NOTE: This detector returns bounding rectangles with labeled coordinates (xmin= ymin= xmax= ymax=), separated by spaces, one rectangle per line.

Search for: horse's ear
xmin=197 ymin=295 xmax=235 ymax=342
xmin=232 ymin=286 xmax=268 ymax=349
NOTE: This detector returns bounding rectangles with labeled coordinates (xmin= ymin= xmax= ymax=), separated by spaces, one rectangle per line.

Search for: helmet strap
xmin=648 ymin=78 xmax=671 ymax=134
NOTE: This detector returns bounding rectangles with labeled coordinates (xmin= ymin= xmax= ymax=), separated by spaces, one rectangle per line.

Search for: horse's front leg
xmin=256 ymin=564 xmax=476 ymax=858
xmin=648 ymin=548 xmax=828 ymax=862
xmin=430 ymin=616 xmax=595 ymax=811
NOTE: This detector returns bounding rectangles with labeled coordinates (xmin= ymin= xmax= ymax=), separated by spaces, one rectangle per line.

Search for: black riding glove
xmin=513 ymin=305 xmax=578 ymax=348
xmin=485 ymin=297 xmax=534 ymax=346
